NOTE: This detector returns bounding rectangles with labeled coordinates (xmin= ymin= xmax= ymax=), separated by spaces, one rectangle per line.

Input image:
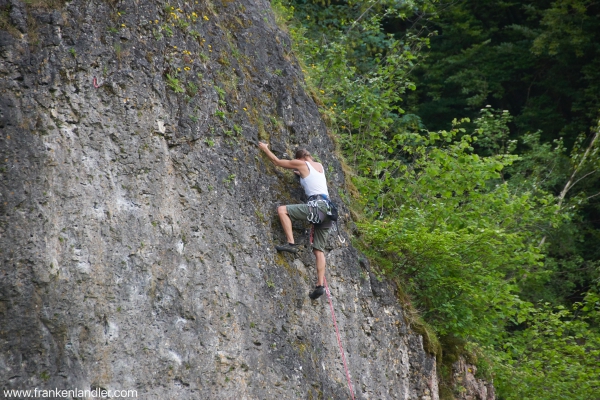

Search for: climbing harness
xmin=307 ymin=194 xmax=337 ymax=223
xmin=324 ymin=276 xmax=355 ymax=400
xmin=307 ymin=195 xmax=345 ymax=244
xmin=307 ymin=198 xmax=326 ymax=225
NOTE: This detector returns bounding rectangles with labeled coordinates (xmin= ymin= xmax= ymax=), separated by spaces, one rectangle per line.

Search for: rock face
xmin=0 ymin=0 xmax=440 ymax=398
xmin=452 ymin=358 xmax=495 ymax=400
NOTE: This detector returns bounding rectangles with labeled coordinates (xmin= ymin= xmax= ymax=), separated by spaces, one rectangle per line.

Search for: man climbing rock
xmin=258 ymin=142 xmax=333 ymax=300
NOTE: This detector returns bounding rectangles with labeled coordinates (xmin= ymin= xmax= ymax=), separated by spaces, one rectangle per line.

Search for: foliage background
xmin=273 ymin=0 xmax=600 ymax=398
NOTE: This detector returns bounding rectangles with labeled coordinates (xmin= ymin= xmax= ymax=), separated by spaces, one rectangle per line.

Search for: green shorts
xmin=286 ymin=203 xmax=331 ymax=252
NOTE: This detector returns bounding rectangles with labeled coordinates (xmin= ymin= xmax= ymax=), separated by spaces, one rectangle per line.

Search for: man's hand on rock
xmin=258 ymin=142 xmax=269 ymax=152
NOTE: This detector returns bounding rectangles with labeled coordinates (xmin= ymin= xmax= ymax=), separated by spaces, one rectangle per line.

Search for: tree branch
xmin=585 ymin=191 xmax=600 ymax=201
xmin=569 ymin=169 xmax=598 ymax=191
xmin=539 ymin=124 xmax=600 ymax=247
xmin=346 ymin=0 xmax=381 ymax=35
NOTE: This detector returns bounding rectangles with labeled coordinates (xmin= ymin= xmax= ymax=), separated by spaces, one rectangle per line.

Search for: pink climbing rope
xmin=324 ymin=276 xmax=355 ymax=400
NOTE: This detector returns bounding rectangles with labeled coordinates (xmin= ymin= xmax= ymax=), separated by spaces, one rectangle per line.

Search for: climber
xmin=258 ymin=142 xmax=332 ymax=300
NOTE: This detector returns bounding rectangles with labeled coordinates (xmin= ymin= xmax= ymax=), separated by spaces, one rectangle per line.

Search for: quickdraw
xmin=93 ymin=76 xmax=99 ymax=88
xmin=307 ymin=199 xmax=327 ymax=224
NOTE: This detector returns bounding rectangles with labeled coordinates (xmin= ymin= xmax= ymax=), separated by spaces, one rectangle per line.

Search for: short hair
xmin=295 ymin=148 xmax=311 ymax=159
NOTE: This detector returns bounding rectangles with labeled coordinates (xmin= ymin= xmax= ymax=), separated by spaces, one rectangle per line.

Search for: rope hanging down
xmin=324 ymin=276 xmax=355 ymax=400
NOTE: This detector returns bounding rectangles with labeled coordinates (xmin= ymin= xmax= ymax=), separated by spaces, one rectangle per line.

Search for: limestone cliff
xmin=0 ymin=0 xmax=441 ymax=398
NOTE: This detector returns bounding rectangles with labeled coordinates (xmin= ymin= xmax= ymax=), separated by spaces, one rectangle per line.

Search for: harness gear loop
xmin=307 ymin=199 xmax=327 ymax=224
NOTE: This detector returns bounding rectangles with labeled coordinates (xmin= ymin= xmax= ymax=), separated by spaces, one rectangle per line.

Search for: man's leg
xmin=313 ymin=249 xmax=325 ymax=286
xmin=276 ymin=205 xmax=306 ymax=254
xmin=309 ymin=226 xmax=330 ymax=299
xmin=277 ymin=205 xmax=295 ymax=243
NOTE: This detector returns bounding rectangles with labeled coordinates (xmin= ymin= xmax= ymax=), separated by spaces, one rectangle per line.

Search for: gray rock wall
xmin=452 ymin=357 xmax=495 ymax=400
xmin=0 ymin=0 xmax=439 ymax=398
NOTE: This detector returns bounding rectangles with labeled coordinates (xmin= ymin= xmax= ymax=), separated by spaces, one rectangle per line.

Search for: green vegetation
xmin=165 ymin=73 xmax=184 ymax=93
xmin=161 ymin=23 xmax=173 ymax=37
xmin=224 ymin=174 xmax=235 ymax=186
xmin=215 ymin=110 xmax=225 ymax=120
xmin=176 ymin=19 xmax=189 ymax=30
xmin=152 ymin=28 xmax=164 ymax=41
xmin=114 ymin=43 xmax=123 ymax=62
xmin=233 ymin=124 xmax=242 ymax=135
xmin=186 ymin=81 xmax=198 ymax=97
xmin=215 ymin=85 xmax=226 ymax=101
xmin=274 ymin=0 xmax=600 ymax=398
xmin=406 ymin=0 xmax=600 ymax=147
xmin=39 ymin=371 xmax=50 ymax=382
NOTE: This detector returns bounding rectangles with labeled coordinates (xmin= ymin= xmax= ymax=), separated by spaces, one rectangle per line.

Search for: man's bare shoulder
xmin=309 ymin=161 xmax=324 ymax=173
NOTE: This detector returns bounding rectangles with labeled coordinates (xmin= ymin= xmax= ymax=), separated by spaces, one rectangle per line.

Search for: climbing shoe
xmin=309 ymin=286 xmax=325 ymax=300
xmin=275 ymin=243 xmax=300 ymax=253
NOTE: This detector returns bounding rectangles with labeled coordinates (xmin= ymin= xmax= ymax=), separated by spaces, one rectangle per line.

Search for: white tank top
xmin=300 ymin=161 xmax=329 ymax=197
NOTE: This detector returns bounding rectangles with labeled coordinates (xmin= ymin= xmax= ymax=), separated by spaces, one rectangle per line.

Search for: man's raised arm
xmin=258 ymin=142 xmax=303 ymax=170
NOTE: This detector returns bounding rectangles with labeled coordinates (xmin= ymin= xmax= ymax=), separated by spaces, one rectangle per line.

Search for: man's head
xmin=295 ymin=148 xmax=312 ymax=160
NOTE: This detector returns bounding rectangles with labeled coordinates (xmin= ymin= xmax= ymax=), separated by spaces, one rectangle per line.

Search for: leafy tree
xmin=406 ymin=0 xmax=600 ymax=146
xmin=492 ymin=299 xmax=600 ymax=400
xmin=274 ymin=1 xmax=600 ymax=398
